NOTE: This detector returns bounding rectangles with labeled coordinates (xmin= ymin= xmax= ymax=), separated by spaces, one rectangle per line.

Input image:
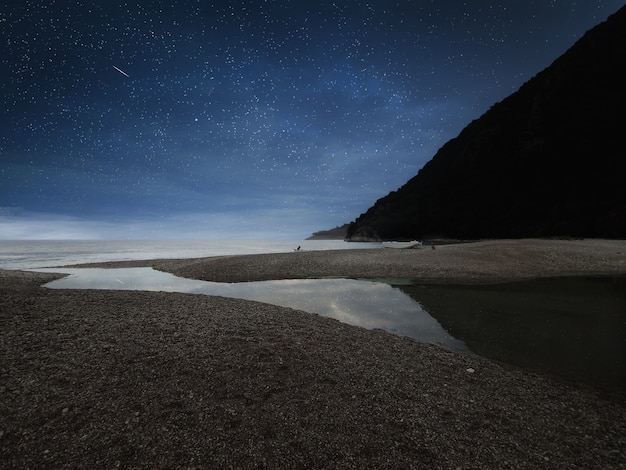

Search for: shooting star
xmin=112 ymin=65 xmax=130 ymax=77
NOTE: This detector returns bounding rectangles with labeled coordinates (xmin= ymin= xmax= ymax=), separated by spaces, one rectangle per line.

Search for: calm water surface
xmin=0 ymin=239 xmax=382 ymax=270
xmin=39 ymin=267 xmax=468 ymax=352
xmin=400 ymin=276 xmax=626 ymax=393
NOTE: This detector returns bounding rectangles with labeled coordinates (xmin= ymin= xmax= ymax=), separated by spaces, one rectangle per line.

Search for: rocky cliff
xmin=346 ymin=6 xmax=626 ymax=241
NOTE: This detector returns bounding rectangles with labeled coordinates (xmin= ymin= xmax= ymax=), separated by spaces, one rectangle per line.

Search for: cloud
xmin=0 ymin=208 xmax=335 ymax=240
xmin=0 ymin=211 xmax=115 ymax=240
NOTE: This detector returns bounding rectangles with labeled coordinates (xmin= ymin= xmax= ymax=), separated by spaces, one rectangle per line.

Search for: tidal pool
xmin=399 ymin=276 xmax=626 ymax=393
xmin=39 ymin=267 xmax=468 ymax=352
xmin=38 ymin=268 xmax=626 ymax=392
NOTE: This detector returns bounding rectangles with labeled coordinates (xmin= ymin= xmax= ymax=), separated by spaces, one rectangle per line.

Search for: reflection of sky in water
xmin=38 ymin=267 xmax=467 ymax=352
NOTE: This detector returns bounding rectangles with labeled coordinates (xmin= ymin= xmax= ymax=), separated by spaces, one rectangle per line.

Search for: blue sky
xmin=1 ymin=1 xmax=624 ymax=239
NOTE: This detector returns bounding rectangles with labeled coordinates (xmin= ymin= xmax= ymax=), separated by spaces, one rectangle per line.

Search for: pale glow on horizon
xmin=0 ymin=211 xmax=322 ymax=240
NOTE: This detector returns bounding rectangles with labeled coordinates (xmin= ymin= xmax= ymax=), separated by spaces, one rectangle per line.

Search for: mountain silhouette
xmin=346 ymin=5 xmax=626 ymax=241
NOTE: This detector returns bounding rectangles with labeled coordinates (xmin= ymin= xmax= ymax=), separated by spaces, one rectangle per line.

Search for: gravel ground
xmin=80 ymin=238 xmax=625 ymax=283
xmin=1 ymin=239 xmax=626 ymax=469
xmin=151 ymin=238 xmax=626 ymax=283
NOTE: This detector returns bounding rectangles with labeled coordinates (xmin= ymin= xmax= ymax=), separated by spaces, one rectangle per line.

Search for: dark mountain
xmin=346 ymin=6 xmax=626 ymax=241
xmin=306 ymin=223 xmax=350 ymax=240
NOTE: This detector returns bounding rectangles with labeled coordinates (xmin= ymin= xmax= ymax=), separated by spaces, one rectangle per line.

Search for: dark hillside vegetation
xmin=346 ymin=6 xmax=626 ymax=241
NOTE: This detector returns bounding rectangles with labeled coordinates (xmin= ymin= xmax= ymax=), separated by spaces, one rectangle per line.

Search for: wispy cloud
xmin=0 ymin=209 xmax=334 ymax=240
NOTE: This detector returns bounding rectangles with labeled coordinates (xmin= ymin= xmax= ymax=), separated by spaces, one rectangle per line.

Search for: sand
xmin=1 ymin=239 xmax=625 ymax=469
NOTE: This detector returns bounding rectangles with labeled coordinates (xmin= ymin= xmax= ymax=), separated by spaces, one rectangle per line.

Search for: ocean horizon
xmin=0 ymin=239 xmax=382 ymax=270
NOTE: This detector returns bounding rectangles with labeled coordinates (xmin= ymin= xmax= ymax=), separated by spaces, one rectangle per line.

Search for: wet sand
xmin=1 ymin=239 xmax=625 ymax=468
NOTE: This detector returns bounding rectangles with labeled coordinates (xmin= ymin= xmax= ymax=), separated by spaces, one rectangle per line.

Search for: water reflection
xmin=37 ymin=268 xmax=626 ymax=391
xmin=399 ymin=277 xmax=626 ymax=392
xmin=38 ymin=267 xmax=468 ymax=352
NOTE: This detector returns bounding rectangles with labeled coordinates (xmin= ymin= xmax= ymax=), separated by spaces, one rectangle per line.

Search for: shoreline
xmin=66 ymin=238 xmax=626 ymax=284
xmin=2 ymin=239 xmax=626 ymax=468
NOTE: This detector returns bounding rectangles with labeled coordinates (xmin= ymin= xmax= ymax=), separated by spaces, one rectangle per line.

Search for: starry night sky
xmin=1 ymin=1 xmax=624 ymax=239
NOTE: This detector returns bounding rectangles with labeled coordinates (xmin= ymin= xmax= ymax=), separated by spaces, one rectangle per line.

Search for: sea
xmin=0 ymin=239 xmax=382 ymax=270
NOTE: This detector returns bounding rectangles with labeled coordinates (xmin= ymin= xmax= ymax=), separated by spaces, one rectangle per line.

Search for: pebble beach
xmin=1 ymin=238 xmax=626 ymax=469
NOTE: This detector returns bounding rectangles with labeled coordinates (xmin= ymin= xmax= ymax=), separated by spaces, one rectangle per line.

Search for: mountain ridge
xmin=344 ymin=5 xmax=626 ymax=241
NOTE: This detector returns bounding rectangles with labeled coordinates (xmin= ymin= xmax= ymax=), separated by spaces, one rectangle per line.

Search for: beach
xmin=1 ymin=239 xmax=626 ymax=469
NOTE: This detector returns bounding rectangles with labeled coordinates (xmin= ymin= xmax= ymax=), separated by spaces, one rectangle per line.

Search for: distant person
xmin=295 ymin=246 xmax=301 ymax=251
